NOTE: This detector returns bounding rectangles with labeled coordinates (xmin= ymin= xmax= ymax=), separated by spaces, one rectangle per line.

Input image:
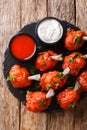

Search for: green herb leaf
xmin=68 ymin=58 xmax=74 ymax=62
xmin=42 ymin=61 xmax=46 ymax=66
xmin=68 ymin=102 xmax=75 ymax=108
xmin=46 ymin=83 xmax=51 ymax=89
xmin=68 ymin=52 xmax=78 ymax=63
xmin=73 ymin=52 xmax=78 ymax=57
xmin=30 ymin=66 xmax=37 ymax=74
xmin=39 ymin=100 xmax=44 ymax=107
xmin=42 ymin=57 xmax=46 ymax=66
xmin=53 ymin=81 xmax=59 ymax=88
xmin=6 ymin=76 xmax=15 ymax=81
xmin=75 ymin=36 xmax=82 ymax=45
xmin=55 ymin=83 xmax=59 ymax=88
xmin=56 ymin=72 xmax=64 ymax=79
xmin=67 ymin=87 xmax=73 ymax=89
xmin=37 ymin=45 xmax=41 ymax=50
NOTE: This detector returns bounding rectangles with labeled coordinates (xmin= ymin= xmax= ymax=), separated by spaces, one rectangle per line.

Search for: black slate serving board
xmin=3 ymin=18 xmax=87 ymax=112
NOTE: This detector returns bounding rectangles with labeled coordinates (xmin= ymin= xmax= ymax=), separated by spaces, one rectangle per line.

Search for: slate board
xmin=3 ymin=18 xmax=87 ymax=112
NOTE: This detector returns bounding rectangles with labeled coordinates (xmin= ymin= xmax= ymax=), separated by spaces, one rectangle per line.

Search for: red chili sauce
xmin=10 ymin=34 xmax=35 ymax=60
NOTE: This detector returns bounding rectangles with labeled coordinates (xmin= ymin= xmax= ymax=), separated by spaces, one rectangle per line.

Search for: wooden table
xmin=0 ymin=0 xmax=87 ymax=130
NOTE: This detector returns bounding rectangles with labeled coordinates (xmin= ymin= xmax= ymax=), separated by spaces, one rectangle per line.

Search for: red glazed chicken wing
xmin=64 ymin=29 xmax=85 ymax=50
xmin=57 ymin=88 xmax=80 ymax=110
xmin=8 ymin=64 xmax=32 ymax=88
xmin=40 ymin=71 xmax=67 ymax=91
xmin=26 ymin=91 xmax=51 ymax=112
xmin=62 ymin=52 xmax=86 ymax=76
xmin=35 ymin=50 xmax=62 ymax=71
xmin=78 ymin=70 xmax=87 ymax=91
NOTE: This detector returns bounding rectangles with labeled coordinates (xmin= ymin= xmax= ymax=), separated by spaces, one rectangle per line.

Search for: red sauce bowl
xmin=9 ymin=33 xmax=36 ymax=61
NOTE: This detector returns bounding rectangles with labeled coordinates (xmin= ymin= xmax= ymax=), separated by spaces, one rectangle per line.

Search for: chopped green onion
xmin=75 ymin=36 xmax=82 ymax=45
xmin=53 ymin=81 xmax=59 ymax=88
xmin=68 ymin=102 xmax=75 ymax=108
xmin=42 ymin=61 xmax=46 ymax=66
xmin=39 ymin=100 xmax=44 ymax=107
xmin=30 ymin=66 xmax=37 ymax=74
xmin=6 ymin=76 xmax=15 ymax=81
xmin=37 ymin=45 xmax=41 ymax=50
xmin=42 ymin=58 xmax=46 ymax=66
xmin=68 ymin=52 xmax=78 ymax=63
xmin=68 ymin=58 xmax=74 ymax=62
xmin=67 ymin=87 xmax=73 ymax=89
xmin=46 ymin=83 xmax=51 ymax=89
xmin=56 ymin=72 xmax=64 ymax=79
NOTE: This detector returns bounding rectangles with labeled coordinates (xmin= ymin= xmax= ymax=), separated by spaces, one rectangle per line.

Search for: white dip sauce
xmin=37 ymin=18 xmax=63 ymax=43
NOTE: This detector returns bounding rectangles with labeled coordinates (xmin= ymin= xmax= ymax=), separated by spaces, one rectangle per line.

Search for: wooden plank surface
xmin=0 ymin=0 xmax=20 ymax=130
xmin=0 ymin=0 xmax=87 ymax=130
xmin=48 ymin=0 xmax=75 ymax=24
xmin=76 ymin=0 xmax=87 ymax=33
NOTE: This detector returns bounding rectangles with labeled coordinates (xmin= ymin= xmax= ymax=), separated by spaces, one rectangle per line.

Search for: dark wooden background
xmin=0 ymin=0 xmax=87 ymax=130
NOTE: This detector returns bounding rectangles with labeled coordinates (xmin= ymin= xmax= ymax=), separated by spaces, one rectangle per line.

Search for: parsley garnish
xmin=68 ymin=102 xmax=75 ymax=108
xmin=42 ymin=61 xmax=46 ymax=66
xmin=56 ymin=72 xmax=64 ymax=79
xmin=37 ymin=45 xmax=41 ymax=50
xmin=46 ymin=83 xmax=51 ymax=89
xmin=42 ymin=58 xmax=46 ymax=66
xmin=39 ymin=100 xmax=44 ymax=107
xmin=30 ymin=66 xmax=37 ymax=74
xmin=75 ymin=36 xmax=82 ymax=45
xmin=68 ymin=58 xmax=74 ymax=62
xmin=6 ymin=76 xmax=15 ymax=81
xmin=53 ymin=81 xmax=59 ymax=88
xmin=67 ymin=87 xmax=73 ymax=89
xmin=68 ymin=52 xmax=78 ymax=63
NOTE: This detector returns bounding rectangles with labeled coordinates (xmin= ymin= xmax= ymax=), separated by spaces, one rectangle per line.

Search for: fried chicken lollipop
xmin=77 ymin=69 xmax=87 ymax=91
xmin=26 ymin=89 xmax=55 ymax=112
xmin=35 ymin=50 xmax=63 ymax=71
xmin=64 ymin=29 xmax=86 ymax=50
xmin=57 ymin=81 xmax=81 ymax=110
xmin=62 ymin=52 xmax=87 ymax=76
xmin=7 ymin=64 xmax=40 ymax=88
xmin=40 ymin=68 xmax=70 ymax=91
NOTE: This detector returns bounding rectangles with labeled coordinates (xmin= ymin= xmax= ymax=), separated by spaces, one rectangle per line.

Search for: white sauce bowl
xmin=36 ymin=17 xmax=63 ymax=44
